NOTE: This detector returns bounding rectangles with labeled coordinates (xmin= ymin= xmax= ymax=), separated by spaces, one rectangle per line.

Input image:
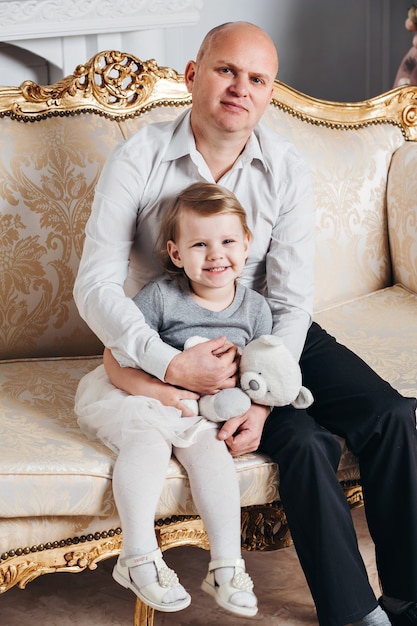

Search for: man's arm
xmin=267 ymin=155 xmax=315 ymax=362
xmin=73 ymin=141 xmax=177 ymax=376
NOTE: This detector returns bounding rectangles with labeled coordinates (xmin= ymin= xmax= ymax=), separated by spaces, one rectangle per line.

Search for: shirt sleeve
xmin=73 ymin=141 xmax=179 ymax=381
xmin=266 ymin=153 xmax=315 ymax=362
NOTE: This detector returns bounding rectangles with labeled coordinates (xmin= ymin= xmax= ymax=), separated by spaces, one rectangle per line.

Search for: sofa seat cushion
xmin=0 ymin=357 xmax=279 ymax=541
xmin=315 ymin=284 xmax=417 ymax=399
xmin=0 ymin=356 xmax=112 ymax=522
xmin=0 ymin=350 xmax=362 ymax=555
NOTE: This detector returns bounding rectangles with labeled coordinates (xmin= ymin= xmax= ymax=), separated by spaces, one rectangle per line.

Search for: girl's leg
xmin=175 ymin=429 xmax=257 ymax=613
xmin=112 ymin=428 xmax=188 ymax=605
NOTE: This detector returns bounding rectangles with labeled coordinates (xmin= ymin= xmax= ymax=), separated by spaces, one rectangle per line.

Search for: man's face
xmin=185 ymin=25 xmax=278 ymax=139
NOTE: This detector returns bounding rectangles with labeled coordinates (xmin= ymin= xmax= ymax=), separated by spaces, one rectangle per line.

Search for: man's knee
xmin=384 ymin=394 xmax=417 ymax=437
xmin=261 ymin=413 xmax=342 ymax=471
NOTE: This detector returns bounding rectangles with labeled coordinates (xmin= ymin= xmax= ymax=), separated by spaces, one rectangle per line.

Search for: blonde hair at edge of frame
xmin=159 ymin=182 xmax=252 ymax=288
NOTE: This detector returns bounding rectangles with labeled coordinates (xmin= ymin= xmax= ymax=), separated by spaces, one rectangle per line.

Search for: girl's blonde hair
xmin=159 ymin=182 xmax=251 ymax=285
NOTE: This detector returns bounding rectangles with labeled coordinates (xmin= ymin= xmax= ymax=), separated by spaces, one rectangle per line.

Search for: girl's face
xmin=167 ymin=211 xmax=250 ymax=300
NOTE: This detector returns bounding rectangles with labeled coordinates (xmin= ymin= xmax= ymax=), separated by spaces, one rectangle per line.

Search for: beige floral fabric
xmin=261 ymin=108 xmax=405 ymax=311
xmin=387 ymin=142 xmax=417 ymax=294
xmin=315 ymin=284 xmax=417 ymax=399
xmin=0 ymin=102 xmax=407 ymax=361
xmin=0 ymin=114 xmax=122 ymax=360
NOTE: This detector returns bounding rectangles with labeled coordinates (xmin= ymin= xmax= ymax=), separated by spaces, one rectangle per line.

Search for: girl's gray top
xmin=133 ymin=277 xmax=273 ymax=352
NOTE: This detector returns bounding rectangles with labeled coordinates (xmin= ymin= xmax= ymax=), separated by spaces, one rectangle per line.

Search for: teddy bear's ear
xmin=257 ymin=334 xmax=282 ymax=347
xmin=291 ymin=386 xmax=314 ymax=409
xmin=184 ymin=335 xmax=209 ymax=349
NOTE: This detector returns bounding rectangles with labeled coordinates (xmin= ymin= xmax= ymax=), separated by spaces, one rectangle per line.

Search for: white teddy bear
xmin=183 ymin=334 xmax=313 ymax=422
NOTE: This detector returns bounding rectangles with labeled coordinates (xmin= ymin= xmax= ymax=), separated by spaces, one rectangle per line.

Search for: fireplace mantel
xmin=0 ymin=0 xmax=202 ymax=78
xmin=0 ymin=0 xmax=202 ymax=40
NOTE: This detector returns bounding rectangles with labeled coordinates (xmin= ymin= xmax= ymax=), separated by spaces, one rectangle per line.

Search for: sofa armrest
xmin=387 ymin=142 xmax=417 ymax=294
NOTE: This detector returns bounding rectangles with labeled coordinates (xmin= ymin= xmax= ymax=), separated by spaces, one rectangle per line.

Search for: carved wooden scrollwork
xmin=271 ymin=81 xmax=417 ymax=141
xmin=403 ymin=103 xmax=417 ymax=129
xmin=241 ymin=502 xmax=292 ymax=551
xmin=342 ymin=481 xmax=364 ymax=509
xmin=0 ymin=559 xmax=38 ymax=593
xmin=0 ymin=532 xmax=123 ymax=593
xmin=0 ymin=51 xmax=190 ymax=119
xmin=21 ymin=52 xmax=170 ymax=107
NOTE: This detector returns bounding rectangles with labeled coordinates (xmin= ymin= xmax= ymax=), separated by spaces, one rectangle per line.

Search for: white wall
xmin=0 ymin=0 xmax=414 ymax=102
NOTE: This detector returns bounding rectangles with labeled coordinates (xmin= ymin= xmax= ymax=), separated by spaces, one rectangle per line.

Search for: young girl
xmin=75 ymin=183 xmax=272 ymax=617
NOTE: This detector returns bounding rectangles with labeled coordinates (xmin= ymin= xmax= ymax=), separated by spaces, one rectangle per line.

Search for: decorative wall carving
xmin=0 ymin=0 xmax=203 ymax=39
xmin=0 ymin=0 xmax=202 ymax=82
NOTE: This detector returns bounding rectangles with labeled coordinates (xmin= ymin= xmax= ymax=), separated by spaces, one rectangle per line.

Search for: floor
xmin=1 ymin=507 xmax=379 ymax=626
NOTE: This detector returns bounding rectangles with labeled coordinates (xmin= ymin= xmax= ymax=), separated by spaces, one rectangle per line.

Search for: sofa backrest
xmin=386 ymin=142 xmax=417 ymax=294
xmin=0 ymin=51 xmax=415 ymax=360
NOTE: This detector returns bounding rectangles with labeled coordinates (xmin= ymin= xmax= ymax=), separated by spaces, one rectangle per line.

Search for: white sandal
xmin=201 ymin=558 xmax=258 ymax=617
xmin=112 ymin=548 xmax=191 ymax=612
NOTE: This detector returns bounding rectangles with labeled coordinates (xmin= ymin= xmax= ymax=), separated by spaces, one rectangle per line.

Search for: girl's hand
xmin=139 ymin=376 xmax=200 ymax=417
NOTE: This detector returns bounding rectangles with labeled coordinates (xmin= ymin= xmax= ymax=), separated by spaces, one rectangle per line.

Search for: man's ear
xmin=166 ymin=240 xmax=183 ymax=267
xmin=243 ymin=234 xmax=250 ymax=260
xmin=184 ymin=61 xmax=196 ymax=93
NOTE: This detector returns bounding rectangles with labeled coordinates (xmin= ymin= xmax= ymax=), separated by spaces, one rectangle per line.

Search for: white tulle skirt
xmin=74 ymin=365 xmax=216 ymax=453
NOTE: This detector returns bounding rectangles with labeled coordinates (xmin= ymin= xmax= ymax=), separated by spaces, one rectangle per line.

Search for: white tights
xmin=112 ymin=426 xmax=241 ymax=559
xmin=112 ymin=426 xmax=243 ymax=600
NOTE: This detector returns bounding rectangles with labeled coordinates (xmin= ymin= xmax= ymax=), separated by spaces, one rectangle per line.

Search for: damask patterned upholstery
xmin=387 ymin=142 xmax=417 ymax=294
xmin=0 ymin=52 xmax=416 ymax=624
xmin=0 ymin=114 xmax=116 ymax=359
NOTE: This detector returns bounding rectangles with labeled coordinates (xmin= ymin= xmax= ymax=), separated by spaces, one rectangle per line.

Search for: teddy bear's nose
xmin=249 ymin=380 xmax=260 ymax=391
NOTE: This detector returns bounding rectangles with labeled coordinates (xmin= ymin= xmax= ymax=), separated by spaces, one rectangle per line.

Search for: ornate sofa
xmin=0 ymin=51 xmax=416 ymax=626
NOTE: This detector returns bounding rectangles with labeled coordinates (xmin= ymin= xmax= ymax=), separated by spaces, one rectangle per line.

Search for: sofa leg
xmin=133 ymin=598 xmax=154 ymax=626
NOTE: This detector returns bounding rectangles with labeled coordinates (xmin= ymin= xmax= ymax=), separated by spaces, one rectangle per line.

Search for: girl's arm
xmin=103 ymin=347 xmax=200 ymax=415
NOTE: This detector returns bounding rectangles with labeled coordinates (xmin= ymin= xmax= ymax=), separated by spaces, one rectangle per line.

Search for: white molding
xmin=0 ymin=0 xmax=203 ymax=41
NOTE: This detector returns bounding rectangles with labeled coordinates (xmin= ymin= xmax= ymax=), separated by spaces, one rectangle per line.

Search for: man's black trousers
xmin=259 ymin=322 xmax=417 ymax=626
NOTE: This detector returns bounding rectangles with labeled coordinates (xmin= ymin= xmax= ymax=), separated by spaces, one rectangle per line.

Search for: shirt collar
xmin=163 ymin=109 xmax=196 ymax=162
xmin=163 ymin=109 xmax=268 ymax=172
xmin=238 ymin=130 xmax=268 ymax=171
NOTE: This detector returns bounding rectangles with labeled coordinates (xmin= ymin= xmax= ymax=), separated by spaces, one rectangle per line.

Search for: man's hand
xmin=165 ymin=336 xmax=238 ymax=395
xmin=218 ymin=404 xmax=270 ymax=456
